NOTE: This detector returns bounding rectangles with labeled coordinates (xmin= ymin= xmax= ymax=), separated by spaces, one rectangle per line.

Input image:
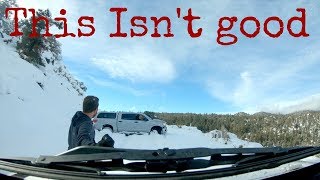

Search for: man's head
xmin=83 ymin=96 xmax=99 ymax=118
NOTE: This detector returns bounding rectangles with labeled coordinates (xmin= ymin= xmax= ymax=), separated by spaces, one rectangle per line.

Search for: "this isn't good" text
xmin=5 ymin=7 xmax=309 ymax=45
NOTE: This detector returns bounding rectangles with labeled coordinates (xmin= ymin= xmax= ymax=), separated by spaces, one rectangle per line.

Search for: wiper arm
xmin=0 ymin=146 xmax=319 ymax=179
xmin=233 ymin=145 xmax=320 ymax=169
xmin=31 ymin=146 xmax=319 ymax=172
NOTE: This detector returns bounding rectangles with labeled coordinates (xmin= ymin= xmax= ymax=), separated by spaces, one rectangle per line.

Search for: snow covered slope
xmin=0 ymin=40 xmax=84 ymax=157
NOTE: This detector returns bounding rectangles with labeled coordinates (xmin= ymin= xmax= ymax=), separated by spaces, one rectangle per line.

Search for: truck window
xmin=138 ymin=114 xmax=147 ymax=121
xmin=97 ymin=113 xmax=116 ymax=119
xmin=121 ymin=113 xmax=139 ymax=120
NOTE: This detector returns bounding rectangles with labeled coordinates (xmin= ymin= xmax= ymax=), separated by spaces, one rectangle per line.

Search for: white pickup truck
xmin=93 ymin=111 xmax=167 ymax=134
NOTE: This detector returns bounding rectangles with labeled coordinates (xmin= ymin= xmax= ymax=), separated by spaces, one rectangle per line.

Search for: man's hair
xmin=83 ymin=96 xmax=99 ymax=113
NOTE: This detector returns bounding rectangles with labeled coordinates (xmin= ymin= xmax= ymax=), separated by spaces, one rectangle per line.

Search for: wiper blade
xmin=34 ymin=146 xmax=300 ymax=164
xmin=0 ymin=146 xmax=319 ymax=179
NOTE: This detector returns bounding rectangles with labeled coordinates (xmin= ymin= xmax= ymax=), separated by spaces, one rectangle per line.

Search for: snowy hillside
xmin=0 ymin=40 xmax=84 ymax=157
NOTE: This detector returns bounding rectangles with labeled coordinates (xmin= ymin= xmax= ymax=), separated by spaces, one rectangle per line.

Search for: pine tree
xmin=16 ymin=9 xmax=62 ymax=67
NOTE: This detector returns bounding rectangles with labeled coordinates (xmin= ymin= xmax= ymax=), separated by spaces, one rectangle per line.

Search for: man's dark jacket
xmin=68 ymin=111 xmax=96 ymax=150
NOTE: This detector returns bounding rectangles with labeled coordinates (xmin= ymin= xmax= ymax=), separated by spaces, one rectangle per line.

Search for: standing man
xmin=68 ymin=95 xmax=114 ymax=150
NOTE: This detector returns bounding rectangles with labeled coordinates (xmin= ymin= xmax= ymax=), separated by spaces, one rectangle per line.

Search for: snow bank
xmin=95 ymin=125 xmax=262 ymax=150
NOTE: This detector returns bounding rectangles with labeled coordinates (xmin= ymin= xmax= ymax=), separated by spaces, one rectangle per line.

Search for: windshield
xmin=0 ymin=1 xmax=319 ymax=179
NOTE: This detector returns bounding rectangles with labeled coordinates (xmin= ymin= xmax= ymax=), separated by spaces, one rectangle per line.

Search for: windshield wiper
xmin=0 ymin=146 xmax=319 ymax=179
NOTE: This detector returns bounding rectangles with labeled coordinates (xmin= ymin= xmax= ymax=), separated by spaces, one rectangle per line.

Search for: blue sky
xmin=18 ymin=0 xmax=320 ymax=113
